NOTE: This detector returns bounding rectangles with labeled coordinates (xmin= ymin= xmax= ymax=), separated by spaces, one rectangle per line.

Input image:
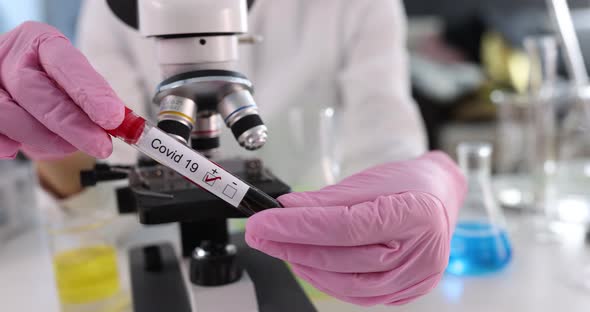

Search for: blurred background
xmin=3 ymin=0 xmax=590 ymax=311
xmin=4 ymin=0 xmax=590 ymax=154
xmin=0 ymin=0 xmax=81 ymax=41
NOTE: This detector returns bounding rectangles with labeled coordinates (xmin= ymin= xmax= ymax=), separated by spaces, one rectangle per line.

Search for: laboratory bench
xmin=1 ymin=190 xmax=590 ymax=312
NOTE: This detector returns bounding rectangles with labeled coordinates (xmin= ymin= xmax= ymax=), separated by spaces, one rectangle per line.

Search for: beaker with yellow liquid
xmin=49 ymin=210 xmax=128 ymax=312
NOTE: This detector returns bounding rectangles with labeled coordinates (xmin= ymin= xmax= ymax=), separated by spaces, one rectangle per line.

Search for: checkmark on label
xmin=205 ymin=176 xmax=221 ymax=183
xmin=203 ymin=172 xmax=222 ymax=186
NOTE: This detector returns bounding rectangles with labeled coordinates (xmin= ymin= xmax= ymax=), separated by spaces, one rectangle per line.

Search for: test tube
xmin=107 ymin=108 xmax=281 ymax=216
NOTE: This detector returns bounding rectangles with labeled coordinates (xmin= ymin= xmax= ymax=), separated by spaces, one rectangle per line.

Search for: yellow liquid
xmin=53 ymin=245 xmax=120 ymax=304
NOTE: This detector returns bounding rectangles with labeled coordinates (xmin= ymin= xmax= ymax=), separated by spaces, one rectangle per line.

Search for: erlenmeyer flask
xmin=447 ymin=142 xmax=513 ymax=276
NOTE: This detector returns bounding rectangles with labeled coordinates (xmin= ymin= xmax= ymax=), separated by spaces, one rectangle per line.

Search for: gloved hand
xmin=0 ymin=22 xmax=124 ymax=160
xmin=246 ymin=151 xmax=466 ymax=306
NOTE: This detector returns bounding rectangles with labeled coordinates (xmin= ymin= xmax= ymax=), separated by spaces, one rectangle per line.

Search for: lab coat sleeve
xmin=337 ymin=0 xmax=427 ymax=177
xmin=76 ymin=0 xmax=148 ymax=165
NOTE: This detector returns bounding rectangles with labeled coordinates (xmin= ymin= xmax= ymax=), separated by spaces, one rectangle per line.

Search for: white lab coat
xmin=77 ymin=0 xmax=426 ymax=190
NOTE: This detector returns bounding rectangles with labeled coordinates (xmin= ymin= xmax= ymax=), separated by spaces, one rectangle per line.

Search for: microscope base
xmin=129 ymin=243 xmax=191 ymax=312
xmin=186 ymin=270 xmax=258 ymax=312
xmin=128 ymin=234 xmax=317 ymax=312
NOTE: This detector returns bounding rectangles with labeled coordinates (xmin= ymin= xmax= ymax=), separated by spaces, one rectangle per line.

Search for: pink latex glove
xmin=0 ymin=22 xmax=124 ymax=160
xmin=246 ymin=151 xmax=466 ymax=306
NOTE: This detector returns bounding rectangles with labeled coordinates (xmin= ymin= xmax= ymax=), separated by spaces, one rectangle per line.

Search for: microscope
xmin=81 ymin=1 xmax=317 ymax=311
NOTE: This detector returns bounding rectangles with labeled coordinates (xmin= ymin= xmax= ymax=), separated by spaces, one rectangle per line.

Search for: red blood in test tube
xmin=107 ymin=107 xmax=146 ymax=144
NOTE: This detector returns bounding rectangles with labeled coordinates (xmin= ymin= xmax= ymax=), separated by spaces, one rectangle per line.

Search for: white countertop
xmin=359 ymin=224 xmax=590 ymax=312
xmin=1 ymin=193 xmax=590 ymax=312
xmin=0 ymin=223 xmax=60 ymax=311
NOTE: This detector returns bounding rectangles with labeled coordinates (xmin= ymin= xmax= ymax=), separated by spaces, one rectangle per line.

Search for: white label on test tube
xmin=136 ymin=126 xmax=249 ymax=207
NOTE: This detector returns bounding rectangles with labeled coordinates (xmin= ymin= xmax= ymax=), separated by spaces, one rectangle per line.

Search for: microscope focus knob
xmin=189 ymin=242 xmax=242 ymax=286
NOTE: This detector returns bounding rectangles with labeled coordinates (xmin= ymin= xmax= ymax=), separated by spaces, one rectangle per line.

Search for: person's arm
xmin=36 ymin=152 xmax=95 ymax=198
xmin=336 ymin=0 xmax=427 ymax=176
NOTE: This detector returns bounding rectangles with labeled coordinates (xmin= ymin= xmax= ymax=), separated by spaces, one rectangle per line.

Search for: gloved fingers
xmin=0 ymin=134 xmax=20 ymax=159
xmin=248 ymin=226 xmax=449 ymax=293
xmin=9 ymin=68 xmax=114 ymax=159
xmin=288 ymin=266 xmax=378 ymax=306
xmin=0 ymin=88 xmax=77 ymax=156
xmin=312 ymin=276 xmax=437 ymax=306
xmin=247 ymin=192 xmax=448 ymax=246
xmin=246 ymin=235 xmax=403 ymax=273
xmin=38 ymin=35 xmax=124 ymax=130
xmin=291 ymin=263 xmax=443 ymax=302
xmin=21 ymin=144 xmax=78 ymax=160
xmin=384 ymin=293 xmax=428 ymax=306
xmin=320 ymin=292 xmax=427 ymax=307
xmin=413 ymin=151 xmax=467 ymax=227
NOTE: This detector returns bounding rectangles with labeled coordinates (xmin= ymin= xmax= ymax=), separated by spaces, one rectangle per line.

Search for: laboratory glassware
xmin=521 ymin=36 xmax=562 ymax=234
xmin=447 ymin=142 xmax=513 ymax=276
xmin=523 ymin=35 xmax=590 ymax=226
xmin=491 ymin=35 xmax=559 ymax=215
xmin=525 ymin=35 xmax=558 ymax=210
xmin=0 ymin=160 xmax=38 ymax=243
xmin=550 ymin=86 xmax=590 ymax=225
xmin=318 ymin=106 xmax=341 ymax=187
xmin=547 ymin=0 xmax=589 ymax=87
xmin=48 ymin=208 xmax=128 ymax=312
xmin=492 ymin=90 xmax=535 ymax=210
xmin=551 ymin=87 xmax=590 ymax=292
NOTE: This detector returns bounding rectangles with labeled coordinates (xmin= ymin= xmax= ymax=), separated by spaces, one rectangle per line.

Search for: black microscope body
xmin=83 ymin=159 xmax=316 ymax=312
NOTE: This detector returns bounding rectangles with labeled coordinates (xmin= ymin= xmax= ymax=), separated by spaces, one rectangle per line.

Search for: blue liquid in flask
xmin=447 ymin=221 xmax=512 ymax=276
